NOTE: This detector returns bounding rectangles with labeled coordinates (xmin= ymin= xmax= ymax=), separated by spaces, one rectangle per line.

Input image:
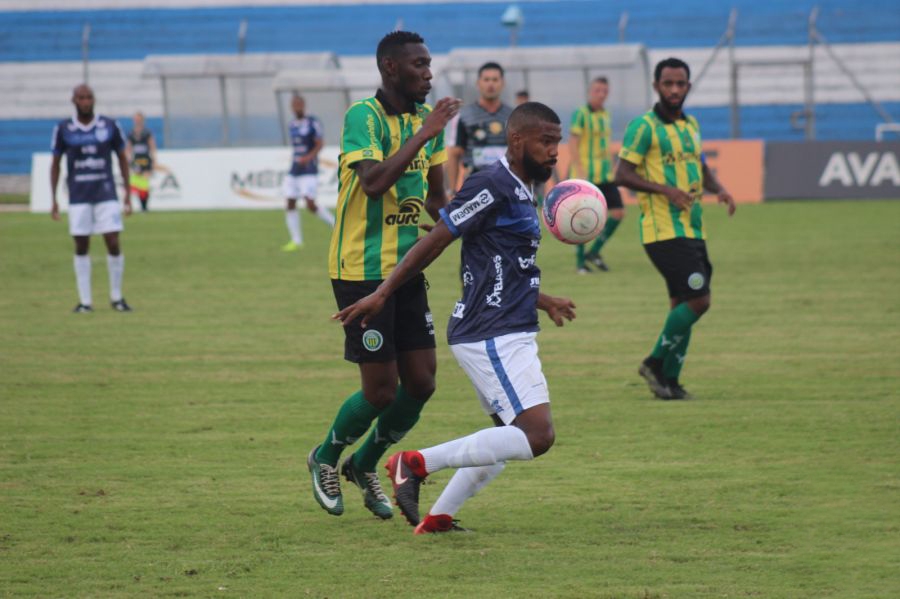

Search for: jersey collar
xmin=71 ymin=114 xmax=98 ymax=131
xmin=500 ymin=156 xmax=535 ymax=204
xmin=653 ymin=102 xmax=689 ymax=124
xmin=375 ymin=88 xmax=417 ymax=115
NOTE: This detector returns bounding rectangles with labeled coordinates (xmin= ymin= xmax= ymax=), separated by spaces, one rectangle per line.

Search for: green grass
xmin=0 ymin=192 xmax=28 ymax=205
xmin=1 ymin=202 xmax=898 ymax=598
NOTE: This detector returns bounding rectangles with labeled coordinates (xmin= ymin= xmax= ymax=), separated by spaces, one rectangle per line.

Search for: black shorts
xmin=597 ymin=182 xmax=623 ymax=210
xmin=644 ymin=237 xmax=713 ymax=300
xmin=332 ymin=274 xmax=436 ymax=363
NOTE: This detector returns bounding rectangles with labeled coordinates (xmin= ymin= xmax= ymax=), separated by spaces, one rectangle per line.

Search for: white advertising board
xmin=30 ymin=145 xmax=340 ymax=213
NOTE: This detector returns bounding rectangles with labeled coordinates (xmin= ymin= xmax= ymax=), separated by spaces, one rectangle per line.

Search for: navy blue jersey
xmin=127 ymin=129 xmax=153 ymax=174
xmin=439 ymin=157 xmax=542 ymax=345
xmin=52 ymin=116 xmax=125 ymax=204
xmin=288 ymin=116 xmax=323 ymax=176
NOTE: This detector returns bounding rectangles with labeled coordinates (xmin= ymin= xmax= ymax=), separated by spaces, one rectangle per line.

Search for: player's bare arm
xmin=148 ymin=134 xmax=158 ymax=174
xmin=537 ymin=293 xmax=576 ymax=327
xmin=334 ymin=220 xmax=455 ymax=328
xmin=615 ymin=159 xmax=693 ymax=210
xmin=446 ymin=145 xmax=465 ymax=192
xmin=299 ymin=137 xmax=324 ymax=165
xmin=49 ymin=154 xmax=62 ymax=220
xmin=356 ymin=97 xmax=460 ymax=198
xmin=116 ymin=149 xmax=133 ymax=216
xmin=702 ymin=162 xmax=736 ymax=216
xmin=568 ymin=133 xmax=585 ymax=179
xmin=423 ymin=164 xmax=449 ymax=223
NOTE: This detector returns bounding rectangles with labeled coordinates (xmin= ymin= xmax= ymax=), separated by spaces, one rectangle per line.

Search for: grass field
xmin=1 ymin=201 xmax=898 ymax=598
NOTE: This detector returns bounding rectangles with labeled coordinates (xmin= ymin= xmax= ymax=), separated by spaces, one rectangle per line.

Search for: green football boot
xmin=308 ymin=445 xmax=343 ymax=516
xmin=340 ymin=454 xmax=393 ymax=520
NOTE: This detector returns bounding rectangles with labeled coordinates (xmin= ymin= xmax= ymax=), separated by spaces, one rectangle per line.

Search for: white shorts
xmin=450 ymin=331 xmax=549 ymax=425
xmin=282 ymin=174 xmax=318 ymax=200
xmin=68 ymin=200 xmax=123 ymax=236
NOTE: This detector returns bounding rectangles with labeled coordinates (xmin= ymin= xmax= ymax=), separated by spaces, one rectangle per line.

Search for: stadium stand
xmin=1 ymin=0 xmax=898 ymax=176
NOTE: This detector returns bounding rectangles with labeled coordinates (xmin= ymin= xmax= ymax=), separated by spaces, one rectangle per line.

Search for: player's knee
xmin=364 ymin=385 xmax=396 ymax=410
xmin=610 ymin=208 xmax=625 ymax=220
xmin=691 ymin=294 xmax=711 ymax=315
xmin=527 ymin=426 xmax=555 ymax=458
xmin=403 ymin=378 xmax=435 ymax=402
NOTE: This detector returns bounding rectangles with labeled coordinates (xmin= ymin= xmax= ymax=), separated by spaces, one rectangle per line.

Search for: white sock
xmin=107 ymin=254 xmax=124 ymax=302
xmin=420 ymin=426 xmax=533 ymax=473
xmin=316 ymin=207 xmax=335 ymax=228
xmin=430 ymin=463 xmax=505 ymax=517
xmin=285 ymin=209 xmax=302 ymax=244
xmin=73 ymin=254 xmax=92 ymax=306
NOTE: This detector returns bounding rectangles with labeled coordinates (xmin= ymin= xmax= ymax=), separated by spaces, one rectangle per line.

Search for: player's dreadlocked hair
xmin=376 ymin=31 xmax=425 ymax=73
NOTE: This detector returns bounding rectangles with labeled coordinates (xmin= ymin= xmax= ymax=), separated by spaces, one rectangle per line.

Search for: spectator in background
xmin=515 ymin=90 xmax=530 ymax=105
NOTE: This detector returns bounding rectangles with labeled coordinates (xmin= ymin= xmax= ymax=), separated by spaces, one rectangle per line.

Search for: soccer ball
xmin=542 ymin=179 xmax=607 ymax=244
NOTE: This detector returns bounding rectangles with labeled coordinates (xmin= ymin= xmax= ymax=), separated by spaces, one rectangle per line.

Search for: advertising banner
xmin=31 ymin=146 xmax=341 ymax=213
xmin=765 ymin=141 xmax=900 ymax=200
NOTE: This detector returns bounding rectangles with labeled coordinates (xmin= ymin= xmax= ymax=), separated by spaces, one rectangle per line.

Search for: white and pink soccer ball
xmin=542 ymin=179 xmax=608 ymax=244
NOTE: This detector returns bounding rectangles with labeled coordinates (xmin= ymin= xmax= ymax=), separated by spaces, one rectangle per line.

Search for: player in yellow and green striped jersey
xmin=308 ymin=31 xmax=461 ymax=521
xmin=615 ymin=57 xmax=736 ymax=400
xmin=568 ymin=77 xmax=625 ymax=273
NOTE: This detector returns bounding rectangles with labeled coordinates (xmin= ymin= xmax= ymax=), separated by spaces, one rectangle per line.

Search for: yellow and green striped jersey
xmin=619 ymin=106 xmax=705 ymax=244
xmin=568 ymin=105 xmax=613 ymax=184
xmin=329 ymin=93 xmax=447 ymax=280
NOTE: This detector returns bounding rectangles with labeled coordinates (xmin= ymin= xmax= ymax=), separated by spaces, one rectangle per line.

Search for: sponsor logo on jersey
xmin=462 ymin=268 xmax=474 ymax=287
xmin=485 ymin=255 xmax=504 ymax=307
xmin=385 ymin=197 xmax=423 ymax=226
xmin=514 ymin=186 xmax=530 ymax=202
xmin=449 ymin=189 xmax=495 ymax=226
xmin=518 ymin=254 xmax=536 ymax=270
xmin=452 ymin=302 xmax=465 ymax=319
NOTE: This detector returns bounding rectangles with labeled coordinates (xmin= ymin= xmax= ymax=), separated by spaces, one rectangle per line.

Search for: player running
xmin=125 ymin=111 xmax=157 ymax=212
xmin=615 ymin=58 xmax=736 ymax=400
xmin=307 ymin=31 xmax=460 ymax=520
xmin=281 ymin=94 xmax=335 ymax=251
xmin=50 ymin=84 xmax=133 ymax=313
xmin=569 ymin=77 xmax=624 ymax=273
xmin=335 ymin=102 xmax=576 ymax=533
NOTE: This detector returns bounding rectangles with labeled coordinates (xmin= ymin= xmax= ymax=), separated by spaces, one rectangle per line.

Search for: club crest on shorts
xmin=687 ymin=272 xmax=705 ymax=290
xmin=362 ymin=329 xmax=384 ymax=352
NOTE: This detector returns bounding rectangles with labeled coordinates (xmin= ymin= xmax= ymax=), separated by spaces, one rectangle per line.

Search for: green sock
xmin=649 ymin=302 xmax=700 ymax=361
xmin=588 ymin=216 xmax=621 ymax=255
xmin=663 ymin=328 xmax=692 ymax=381
xmin=315 ymin=390 xmax=381 ymax=466
xmin=353 ymin=386 xmax=426 ymax=472
xmin=576 ymin=243 xmax=586 ymax=268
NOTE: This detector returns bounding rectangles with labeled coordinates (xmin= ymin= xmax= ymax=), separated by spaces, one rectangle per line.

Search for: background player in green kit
xmin=569 ymin=77 xmax=624 ymax=273
xmin=615 ymin=58 xmax=736 ymax=400
xmin=307 ymin=31 xmax=461 ymax=519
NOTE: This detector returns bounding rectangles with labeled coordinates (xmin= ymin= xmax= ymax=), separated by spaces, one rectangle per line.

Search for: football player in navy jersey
xmin=281 ymin=94 xmax=335 ymax=251
xmin=50 ymin=84 xmax=133 ymax=313
xmin=334 ymin=102 xmax=576 ymax=533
